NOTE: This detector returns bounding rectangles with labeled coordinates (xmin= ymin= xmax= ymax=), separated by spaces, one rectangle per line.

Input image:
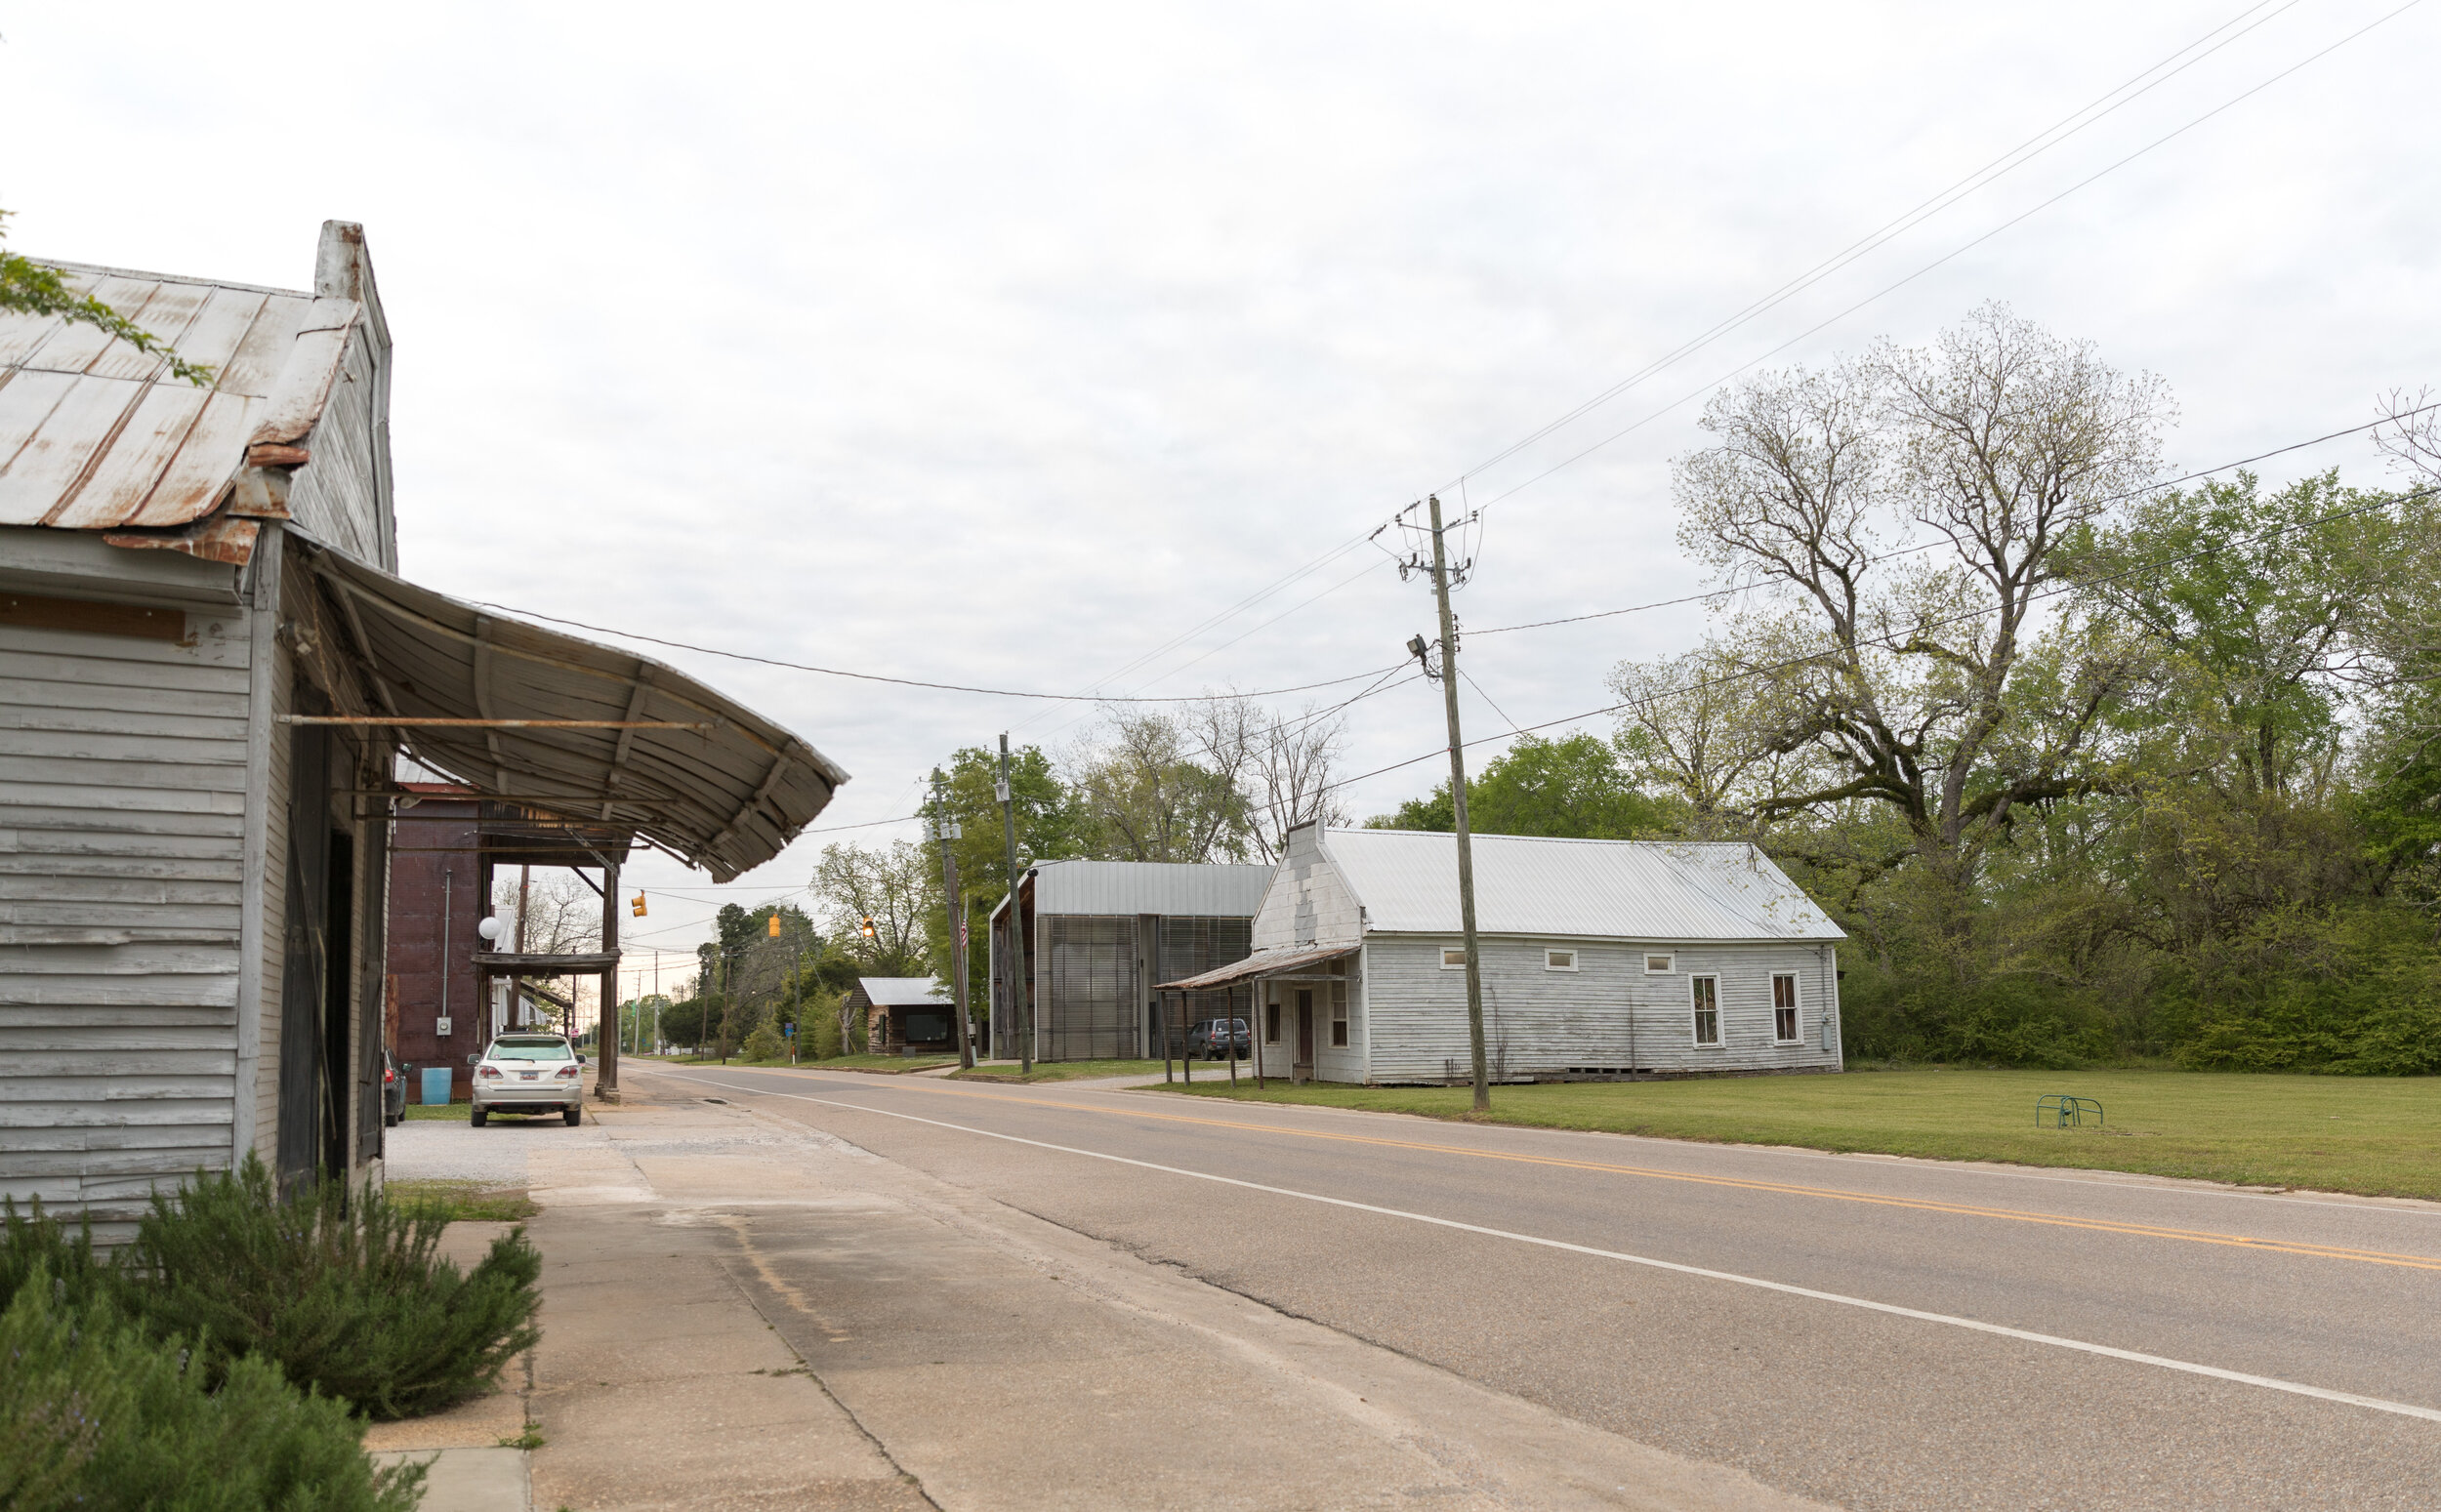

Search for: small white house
xmin=1162 ymin=824 xmax=1845 ymax=1083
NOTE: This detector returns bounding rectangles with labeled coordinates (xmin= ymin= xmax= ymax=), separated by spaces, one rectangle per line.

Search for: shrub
xmin=117 ymin=1156 xmax=543 ymax=1420
xmin=0 ymin=1272 xmax=424 ymax=1512
xmin=741 ymin=1020 xmax=786 ymax=1061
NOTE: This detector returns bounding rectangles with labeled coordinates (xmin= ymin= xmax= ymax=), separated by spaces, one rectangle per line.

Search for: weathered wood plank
xmin=0 ymin=624 xmax=254 ymax=676
xmin=0 ymin=1101 xmax=229 ymax=1129
xmin=0 ymin=806 xmax=247 ymax=845
xmin=0 ymin=674 xmax=254 ymax=720
xmin=0 ymin=1075 xmax=236 ymax=1101
xmin=0 ymin=1050 xmax=236 ymax=1077
xmin=0 ymin=1002 xmax=233 ymax=1028
xmin=0 ymin=852 xmax=243 ymax=883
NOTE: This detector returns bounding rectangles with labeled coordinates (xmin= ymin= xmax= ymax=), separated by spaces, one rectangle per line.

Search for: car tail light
xmin=384 ymin=1065 xmax=394 ymax=1084
xmin=476 ymin=1065 xmax=502 ymax=1080
xmin=555 ymin=1065 xmax=580 ymax=1079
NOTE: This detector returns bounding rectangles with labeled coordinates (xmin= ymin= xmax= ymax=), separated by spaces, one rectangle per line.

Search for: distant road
xmin=635 ymin=1062 xmax=2441 ymax=1510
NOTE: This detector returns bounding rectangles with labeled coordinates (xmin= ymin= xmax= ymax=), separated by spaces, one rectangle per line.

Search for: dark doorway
xmin=1296 ymin=988 xmax=1314 ymax=1065
xmin=320 ymin=829 xmax=354 ymax=1177
xmin=275 ymin=724 xmax=332 ymax=1188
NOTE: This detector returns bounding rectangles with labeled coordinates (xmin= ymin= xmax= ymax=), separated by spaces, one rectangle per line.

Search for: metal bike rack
xmin=2036 ymin=1093 xmax=2104 ymax=1128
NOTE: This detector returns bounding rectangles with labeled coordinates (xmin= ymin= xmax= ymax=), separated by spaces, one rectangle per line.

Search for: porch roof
xmin=1156 ymin=942 xmax=1357 ymax=992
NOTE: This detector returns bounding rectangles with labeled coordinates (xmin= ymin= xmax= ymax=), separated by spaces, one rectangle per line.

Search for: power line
xmin=468 ymin=597 xmax=1404 ymax=705
xmin=1443 ymin=0 xmax=2309 ymax=494
xmin=1330 ymin=480 xmax=2437 ymax=796
xmin=1469 ymin=403 xmax=2441 ymax=636
xmin=1467 ymin=0 xmax=2425 ymax=517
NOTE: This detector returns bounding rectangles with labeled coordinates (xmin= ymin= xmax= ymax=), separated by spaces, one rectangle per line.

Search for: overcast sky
xmin=9 ymin=1 xmax=2436 ymax=994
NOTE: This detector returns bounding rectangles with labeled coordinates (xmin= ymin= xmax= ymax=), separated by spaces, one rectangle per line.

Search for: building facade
xmin=1167 ymin=824 xmax=1845 ymax=1084
xmin=987 ymin=860 xmax=1269 ymax=1062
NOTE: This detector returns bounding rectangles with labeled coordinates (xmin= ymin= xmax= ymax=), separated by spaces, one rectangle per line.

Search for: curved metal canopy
xmin=291 ymin=536 xmax=848 ymax=882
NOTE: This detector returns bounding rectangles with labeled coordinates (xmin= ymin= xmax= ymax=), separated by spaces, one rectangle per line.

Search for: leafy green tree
xmin=1 ymin=208 xmax=213 ymax=385
xmin=1367 ymin=733 xmax=1662 ymax=838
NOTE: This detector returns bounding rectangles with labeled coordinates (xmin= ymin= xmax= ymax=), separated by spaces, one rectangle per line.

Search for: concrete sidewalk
xmin=377 ymin=1078 xmax=1825 ymax=1510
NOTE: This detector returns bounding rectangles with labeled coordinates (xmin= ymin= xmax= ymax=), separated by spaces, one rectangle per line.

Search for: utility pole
xmin=929 ymin=772 xmax=976 ymax=1069
xmin=1419 ymin=494 xmax=1490 ymax=1112
xmin=996 ymin=734 xmax=1031 ymax=1075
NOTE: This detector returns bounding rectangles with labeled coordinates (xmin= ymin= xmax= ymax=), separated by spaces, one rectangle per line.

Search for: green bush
xmin=741 ymin=1020 xmax=786 ymax=1061
xmin=0 ymin=1272 xmax=423 ymax=1512
xmin=120 ymin=1156 xmax=543 ymax=1420
xmin=1 ymin=1155 xmax=542 ymax=1421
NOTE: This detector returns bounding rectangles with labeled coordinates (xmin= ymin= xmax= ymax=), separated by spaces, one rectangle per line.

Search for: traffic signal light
xmin=766 ymin=914 xmax=782 ymax=937
xmin=630 ymin=892 xmax=647 ymax=918
xmin=858 ymin=916 xmax=878 ymax=940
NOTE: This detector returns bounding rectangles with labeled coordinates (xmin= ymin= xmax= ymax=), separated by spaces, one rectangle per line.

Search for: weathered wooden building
xmin=1160 ymin=825 xmax=1844 ymax=1083
xmin=987 ymin=860 xmax=1268 ymax=1061
xmin=847 ymin=976 xmax=956 ymax=1056
xmin=0 ymin=223 xmax=846 ymax=1228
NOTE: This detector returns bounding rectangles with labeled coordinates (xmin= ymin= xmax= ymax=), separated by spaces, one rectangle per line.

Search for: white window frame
xmin=1643 ymin=952 xmax=1676 ymax=975
xmin=1263 ymin=991 xmax=1283 ymax=1044
xmin=1330 ymin=981 xmax=1349 ymax=1047
xmin=1440 ymin=947 xmax=1469 ymax=969
xmin=1771 ymin=972 xmax=1801 ymax=1045
xmin=1545 ymin=948 xmax=1579 ymax=972
xmin=1690 ymin=974 xmax=1722 ymax=1047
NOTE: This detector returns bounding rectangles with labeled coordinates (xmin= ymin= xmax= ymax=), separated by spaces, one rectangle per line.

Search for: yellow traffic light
xmin=766 ymin=914 xmax=782 ymax=937
xmin=630 ymin=892 xmax=647 ymax=918
xmin=858 ymin=916 xmax=877 ymax=940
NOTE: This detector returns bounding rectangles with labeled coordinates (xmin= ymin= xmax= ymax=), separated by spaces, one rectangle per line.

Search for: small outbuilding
xmin=987 ymin=860 xmax=1269 ymax=1061
xmin=848 ymin=977 xmax=957 ymax=1056
xmin=1160 ymin=824 xmax=1845 ymax=1083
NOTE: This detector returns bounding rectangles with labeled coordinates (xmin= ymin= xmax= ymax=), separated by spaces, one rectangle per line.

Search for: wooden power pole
xmin=997 ymin=734 xmax=1031 ymax=1075
xmin=1424 ymin=494 xmax=1491 ymax=1113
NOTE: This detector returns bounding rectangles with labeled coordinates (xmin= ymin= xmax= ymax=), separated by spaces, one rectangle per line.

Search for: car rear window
xmin=490 ymin=1039 xmax=574 ymax=1062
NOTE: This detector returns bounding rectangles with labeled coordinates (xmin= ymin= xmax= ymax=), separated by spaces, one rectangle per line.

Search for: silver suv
xmin=470 ymin=1034 xmax=586 ymax=1126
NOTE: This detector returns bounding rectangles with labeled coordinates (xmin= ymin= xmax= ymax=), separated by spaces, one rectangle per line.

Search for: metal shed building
xmin=0 ymin=223 xmax=845 ymax=1229
xmin=987 ymin=860 xmax=1268 ymax=1062
xmin=1162 ymin=824 xmax=1844 ymax=1083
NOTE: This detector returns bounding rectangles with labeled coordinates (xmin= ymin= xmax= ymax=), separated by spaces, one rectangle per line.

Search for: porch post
xmin=598 ymin=859 xmax=620 ymax=1098
xmin=1227 ymin=983 xmax=1238 ymax=1088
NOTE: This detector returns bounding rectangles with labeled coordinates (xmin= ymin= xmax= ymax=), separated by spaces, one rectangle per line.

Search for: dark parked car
xmin=382 ymin=1050 xmax=405 ymax=1126
xmin=1185 ymin=1017 xmax=1250 ymax=1060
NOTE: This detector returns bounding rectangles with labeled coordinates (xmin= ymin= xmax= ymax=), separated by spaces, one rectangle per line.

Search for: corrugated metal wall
xmin=0 ymin=605 xmax=253 ymax=1223
xmin=1045 ymin=916 xmax=1132 ymax=1060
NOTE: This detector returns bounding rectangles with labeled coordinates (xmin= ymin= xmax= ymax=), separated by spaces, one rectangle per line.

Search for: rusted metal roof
xmin=0 ymin=263 xmax=349 ymax=532
xmin=1156 ymin=941 xmax=1358 ymax=992
xmin=1317 ymin=829 xmax=1843 ymax=943
xmin=292 ymin=537 xmax=849 ymax=883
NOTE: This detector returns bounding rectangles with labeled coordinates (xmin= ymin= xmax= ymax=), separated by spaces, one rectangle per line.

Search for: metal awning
xmin=288 ymin=536 xmax=848 ymax=882
xmin=1156 ymin=942 xmax=1359 ymax=993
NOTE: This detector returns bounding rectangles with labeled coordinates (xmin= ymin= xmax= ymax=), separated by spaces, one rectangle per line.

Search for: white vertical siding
xmin=1353 ymin=935 xmax=1844 ymax=1084
xmin=0 ymin=608 xmax=253 ymax=1219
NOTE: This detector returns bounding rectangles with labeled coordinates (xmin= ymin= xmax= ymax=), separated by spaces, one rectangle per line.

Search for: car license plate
xmin=519 ymin=1071 xmax=538 ymax=1080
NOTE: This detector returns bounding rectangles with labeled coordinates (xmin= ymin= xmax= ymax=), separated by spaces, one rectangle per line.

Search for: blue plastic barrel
xmin=420 ymin=1067 xmax=453 ymax=1106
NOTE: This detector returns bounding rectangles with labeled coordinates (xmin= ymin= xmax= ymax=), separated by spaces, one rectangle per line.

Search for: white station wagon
xmin=470 ymin=1033 xmax=586 ymax=1126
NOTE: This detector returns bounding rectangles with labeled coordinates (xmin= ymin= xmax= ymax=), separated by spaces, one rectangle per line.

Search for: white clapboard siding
xmin=0 ymin=610 xmax=251 ymax=1217
xmin=1356 ymin=936 xmax=1842 ymax=1083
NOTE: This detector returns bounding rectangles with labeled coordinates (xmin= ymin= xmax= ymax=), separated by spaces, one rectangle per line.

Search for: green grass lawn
xmin=384 ymin=1178 xmax=540 ymax=1223
xmin=1163 ymin=1068 xmax=2441 ymax=1201
xmin=801 ymin=1053 xmax=958 ymax=1073
xmin=401 ymin=1102 xmax=465 ymax=1121
xmin=950 ymin=1058 xmax=1177 ymax=1083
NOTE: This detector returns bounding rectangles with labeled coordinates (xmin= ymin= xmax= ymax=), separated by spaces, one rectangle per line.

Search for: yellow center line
xmin=769 ymin=1070 xmax=2441 ymax=1276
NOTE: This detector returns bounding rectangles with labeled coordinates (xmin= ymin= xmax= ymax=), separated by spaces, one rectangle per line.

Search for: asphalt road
xmin=630 ymin=1062 xmax=2441 ymax=1510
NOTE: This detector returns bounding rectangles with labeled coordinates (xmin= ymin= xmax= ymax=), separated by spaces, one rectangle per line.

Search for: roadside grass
xmin=386 ymin=1179 xmax=541 ymax=1223
xmin=1160 ymin=1067 xmax=2441 ymax=1201
xmin=402 ymin=1102 xmax=465 ymax=1120
xmin=808 ymin=1053 xmax=959 ymax=1073
xmin=951 ymin=1058 xmax=1175 ymax=1083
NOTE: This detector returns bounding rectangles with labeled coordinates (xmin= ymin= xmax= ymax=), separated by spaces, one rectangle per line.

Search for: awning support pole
xmin=1227 ymin=983 xmax=1238 ymax=1089
xmin=1162 ymin=990 xmax=1174 ymax=1084
xmin=598 ymin=858 xmax=620 ymax=1100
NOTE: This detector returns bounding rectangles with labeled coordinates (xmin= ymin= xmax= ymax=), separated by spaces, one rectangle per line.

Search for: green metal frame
xmin=2036 ymin=1093 xmax=2104 ymax=1128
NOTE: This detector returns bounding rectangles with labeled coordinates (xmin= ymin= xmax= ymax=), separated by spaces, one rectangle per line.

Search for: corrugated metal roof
xmin=859 ymin=977 xmax=949 ymax=1006
xmin=1156 ymin=942 xmax=1358 ymax=991
xmin=1319 ymin=829 xmax=1843 ymax=943
xmin=0 ymin=262 xmax=346 ymax=531
xmin=295 ymin=538 xmax=848 ymax=884
xmin=1029 ymin=860 xmax=1272 ymax=918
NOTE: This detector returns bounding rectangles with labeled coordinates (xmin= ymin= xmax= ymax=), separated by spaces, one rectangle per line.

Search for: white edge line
xmin=644 ymin=1066 xmax=2441 ymax=1427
